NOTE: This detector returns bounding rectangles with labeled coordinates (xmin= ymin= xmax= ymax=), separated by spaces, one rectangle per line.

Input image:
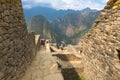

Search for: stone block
xmin=8 ymin=47 xmax=15 ymax=54
xmin=4 ymin=10 xmax=9 ymax=16
xmin=114 ymin=12 xmax=120 ymax=17
xmin=0 ymin=36 xmax=3 ymax=43
xmin=0 ymin=72 xmax=4 ymax=79
xmin=116 ymin=17 xmax=120 ymax=20
xmin=0 ymin=6 xmax=3 ymax=13
xmin=0 ymin=43 xmax=4 ymax=50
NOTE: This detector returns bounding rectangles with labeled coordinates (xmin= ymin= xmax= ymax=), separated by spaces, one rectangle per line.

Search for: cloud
xmin=102 ymin=0 xmax=109 ymax=3
xmin=23 ymin=4 xmax=32 ymax=9
xmin=22 ymin=0 xmax=108 ymax=10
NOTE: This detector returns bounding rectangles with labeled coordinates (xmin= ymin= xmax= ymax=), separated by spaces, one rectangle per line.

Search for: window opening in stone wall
xmin=117 ymin=49 xmax=120 ymax=60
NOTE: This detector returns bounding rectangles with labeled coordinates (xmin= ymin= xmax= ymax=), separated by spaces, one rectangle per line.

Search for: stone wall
xmin=76 ymin=0 xmax=120 ymax=80
xmin=35 ymin=35 xmax=41 ymax=51
xmin=0 ymin=0 xmax=38 ymax=80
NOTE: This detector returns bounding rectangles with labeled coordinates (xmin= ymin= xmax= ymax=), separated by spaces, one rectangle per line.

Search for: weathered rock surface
xmin=76 ymin=0 xmax=120 ymax=80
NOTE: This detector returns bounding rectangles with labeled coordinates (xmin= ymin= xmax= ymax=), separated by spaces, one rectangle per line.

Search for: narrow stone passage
xmin=21 ymin=47 xmax=64 ymax=80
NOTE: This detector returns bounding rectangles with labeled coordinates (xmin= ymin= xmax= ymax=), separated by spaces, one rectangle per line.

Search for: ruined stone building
xmin=0 ymin=0 xmax=120 ymax=80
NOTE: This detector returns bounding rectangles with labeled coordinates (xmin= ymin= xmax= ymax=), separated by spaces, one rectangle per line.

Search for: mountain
xmin=51 ymin=11 xmax=100 ymax=44
xmin=26 ymin=7 xmax=100 ymax=44
xmin=81 ymin=7 xmax=97 ymax=12
xmin=28 ymin=15 xmax=57 ymax=41
xmin=23 ymin=6 xmax=76 ymax=22
xmin=23 ymin=6 xmax=98 ymax=22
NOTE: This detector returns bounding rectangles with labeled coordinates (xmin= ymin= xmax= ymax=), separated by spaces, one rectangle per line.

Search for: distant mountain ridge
xmin=25 ymin=7 xmax=100 ymax=44
xmin=51 ymin=11 xmax=100 ymax=43
xmin=23 ymin=6 xmax=98 ymax=22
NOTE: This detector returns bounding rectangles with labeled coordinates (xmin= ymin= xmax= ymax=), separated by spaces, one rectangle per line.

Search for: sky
xmin=22 ymin=0 xmax=109 ymax=10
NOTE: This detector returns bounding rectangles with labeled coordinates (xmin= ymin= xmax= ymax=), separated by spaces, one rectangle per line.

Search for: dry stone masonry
xmin=0 ymin=0 xmax=38 ymax=80
xmin=77 ymin=0 xmax=120 ymax=80
xmin=1 ymin=0 xmax=120 ymax=80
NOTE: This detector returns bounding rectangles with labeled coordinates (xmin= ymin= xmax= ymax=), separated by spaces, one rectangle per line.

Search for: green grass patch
xmin=69 ymin=76 xmax=85 ymax=80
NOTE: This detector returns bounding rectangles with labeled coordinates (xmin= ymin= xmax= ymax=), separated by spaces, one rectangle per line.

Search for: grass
xmin=61 ymin=68 xmax=85 ymax=80
xmin=69 ymin=76 xmax=85 ymax=80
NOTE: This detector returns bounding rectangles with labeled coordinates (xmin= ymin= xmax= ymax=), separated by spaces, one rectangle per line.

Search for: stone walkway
xmin=21 ymin=47 xmax=64 ymax=80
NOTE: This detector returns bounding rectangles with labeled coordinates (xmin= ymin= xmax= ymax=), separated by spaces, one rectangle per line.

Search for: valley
xmin=22 ymin=7 xmax=101 ymax=80
xmin=24 ymin=7 xmax=100 ymax=44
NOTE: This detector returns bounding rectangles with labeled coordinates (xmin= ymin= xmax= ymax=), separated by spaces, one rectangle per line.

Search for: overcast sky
xmin=22 ymin=0 xmax=109 ymax=10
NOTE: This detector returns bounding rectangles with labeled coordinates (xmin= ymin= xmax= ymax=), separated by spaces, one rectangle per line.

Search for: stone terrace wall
xmin=77 ymin=0 xmax=120 ymax=80
xmin=0 ymin=0 xmax=37 ymax=80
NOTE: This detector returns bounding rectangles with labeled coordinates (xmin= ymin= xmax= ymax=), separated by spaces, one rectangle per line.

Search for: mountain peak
xmin=81 ymin=7 xmax=97 ymax=12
